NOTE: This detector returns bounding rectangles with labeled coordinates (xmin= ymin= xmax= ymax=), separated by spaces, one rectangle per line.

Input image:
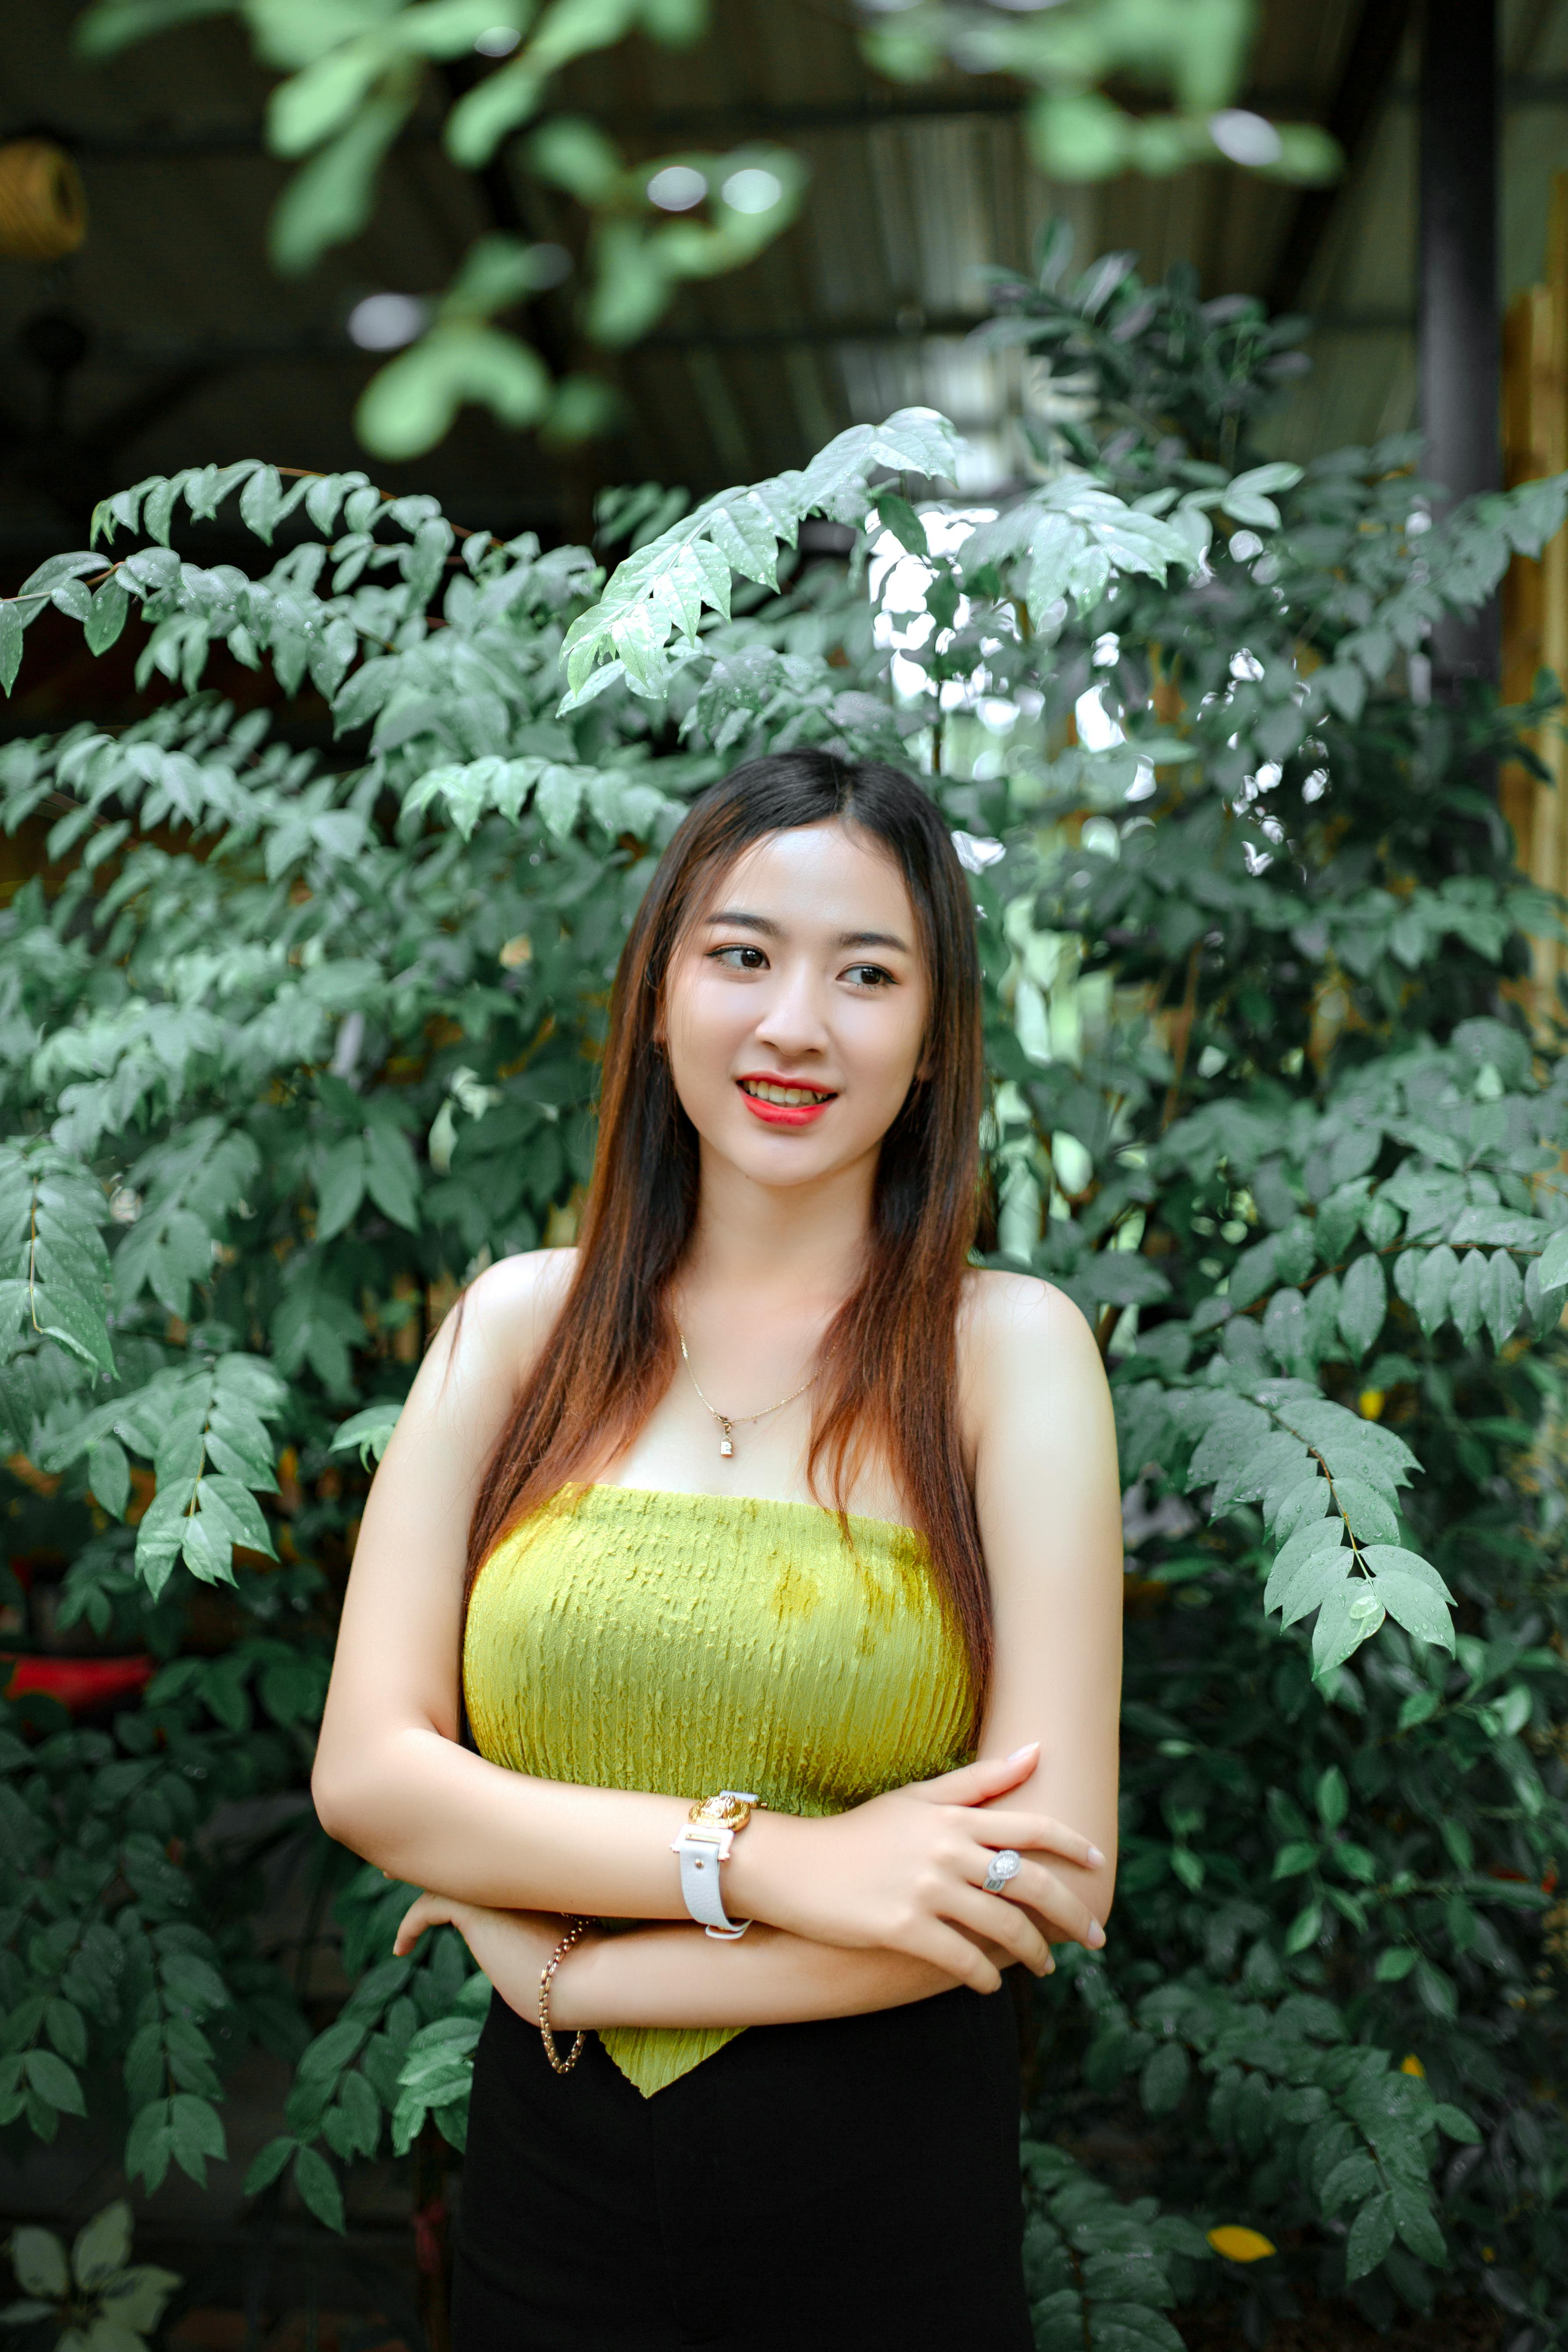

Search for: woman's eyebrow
xmin=703 ymin=907 xmax=779 ymax=935
xmin=703 ymin=909 xmax=912 ymax=954
xmin=837 ymin=928 xmax=911 ymax=953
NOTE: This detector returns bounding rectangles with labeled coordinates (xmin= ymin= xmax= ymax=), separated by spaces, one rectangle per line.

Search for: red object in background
xmin=412 ymin=2195 xmax=447 ymax=2276
xmin=2 ymin=1653 xmax=154 ymax=1712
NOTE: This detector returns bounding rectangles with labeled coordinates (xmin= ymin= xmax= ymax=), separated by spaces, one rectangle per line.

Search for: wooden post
xmin=1502 ymin=172 xmax=1568 ymax=1018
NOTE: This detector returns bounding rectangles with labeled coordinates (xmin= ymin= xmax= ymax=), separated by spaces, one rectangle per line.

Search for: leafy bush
xmin=3 ymin=232 xmax=1568 ymax=2347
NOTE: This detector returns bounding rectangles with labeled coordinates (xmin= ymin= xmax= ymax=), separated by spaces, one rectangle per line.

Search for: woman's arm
xmin=394 ymin=1895 xmax=1022 ymax=2030
xmin=313 ymin=1250 xmax=707 ymax=1919
xmin=962 ymin=1275 xmax=1125 ymax=1936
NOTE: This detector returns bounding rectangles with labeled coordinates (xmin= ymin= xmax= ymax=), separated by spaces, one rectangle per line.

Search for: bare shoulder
xmin=464 ymin=1246 xmax=577 ymax=1335
xmin=413 ymin=1246 xmax=578 ymax=1417
xmin=957 ymin=1267 xmax=1104 ymax=1391
xmin=959 ymin=1271 xmax=1121 ymax=1568
xmin=437 ymin=1247 xmax=577 ymax=1379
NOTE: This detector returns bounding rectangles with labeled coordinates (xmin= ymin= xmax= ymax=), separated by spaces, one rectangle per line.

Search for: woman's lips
xmin=737 ymin=1078 xmax=836 ymax=1127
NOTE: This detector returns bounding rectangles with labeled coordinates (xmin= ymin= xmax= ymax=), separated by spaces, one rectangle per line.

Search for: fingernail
xmin=1006 ymin=1742 xmax=1039 ymax=1762
xmin=1088 ymin=1919 xmax=1106 ymax=1949
xmin=1043 ymin=1954 xmax=1055 ymax=1975
xmin=1087 ymin=1845 xmax=1106 ymax=1869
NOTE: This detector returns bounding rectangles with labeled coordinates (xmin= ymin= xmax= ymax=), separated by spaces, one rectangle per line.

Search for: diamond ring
xmin=983 ymin=1849 xmax=1022 ymax=1894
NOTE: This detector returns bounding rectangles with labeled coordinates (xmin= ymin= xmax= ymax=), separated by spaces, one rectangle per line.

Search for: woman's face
xmin=661 ymin=819 xmax=932 ymax=1189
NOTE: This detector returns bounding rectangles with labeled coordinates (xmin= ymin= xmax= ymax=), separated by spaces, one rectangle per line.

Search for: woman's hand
xmin=394 ymin=1892 xmax=571 ymax=2019
xmin=731 ymin=1744 xmax=1105 ymax=1993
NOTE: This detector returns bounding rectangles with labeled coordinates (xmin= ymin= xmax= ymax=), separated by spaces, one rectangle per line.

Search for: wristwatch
xmin=671 ymin=1790 xmax=761 ymax=1940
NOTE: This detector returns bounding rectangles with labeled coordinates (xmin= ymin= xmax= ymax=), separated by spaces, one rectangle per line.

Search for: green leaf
xmin=1269 ymin=1476 xmax=1330 ymax=1540
xmin=1276 ymin=1540 xmax=1351 ymax=1630
xmin=1367 ymin=1567 xmax=1455 ymax=1651
xmin=330 ymin=1399 xmax=402 ymax=1466
xmin=872 ymin=488 xmax=928 ymax=556
xmin=292 ymin=2145 xmax=346 ymax=2234
xmin=1345 ymin=2191 xmax=1396 ymax=2282
xmin=98 ymin=2266 xmax=181 ymax=2334
xmin=0 ymin=600 xmax=23 ymax=694
xmin=268 ymin=44 xmax=387 ymax=157
xmin=9 ymin=2225 xmax=68 ymax=2299
xmin=1330 ymin=1476 xmax=1399 ymax=1545
xmin=314 ymin=1139 xmax=367 ymax=1242
xmin=1311 ymin=1578 xmax=1371 ymax=1675
xmin=168 ymin=2092 xmax=225 ymax=2185
xmin=70 ymin=2202 xmax=132 ymax=2293
xmin=1263 ymin=1510 xmax=1343 ymax=1604
xmin=1337 ymin=1253 xmax=1387 ymax=1361
xmin=239 ymin=464 xmax=285 ymax=543
xmin=357 ymin=325 xmax=550 ymax=464
xmin=1536 ymin=1227 xmax=1568 ymax=1290
xmin=1483 ymin=1249 xmax=1523 ymax=1351
xmin=272 ymin=75 xmax=418 ymax=271
xmin=124 ymin=2099 xmax=173 ymax=2193
xmin=243 ymin=2134 xmax=299 ymax=2195
xmin=46 ymin=1999 xmax=88 ymax=2068
xmin=1315 ymin=1765 xmax=1348 ymax=1830
xmin=24 ymin=2050 xmax=85 ymax=2115
xmin=1284 ymin=1899 xmax=1322 ymax=1954
xmin=1450 ymin=1247 xmax=1486 ymax=1346
xmin=84 ymin=576 xmax=131 ymax=655
xmin=83 ymin=1435 xmax=131 ymax=1521
xmin=1413 ymin=1244 xmax=1458 ymax=1337
xmin=1140 ymin=2040 xmax=1190 ymax=2116
xmin=364 ymin=1124 xmax=421 ymax=1230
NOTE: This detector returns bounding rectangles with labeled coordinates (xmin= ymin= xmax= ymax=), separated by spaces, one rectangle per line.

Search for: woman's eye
xmin=711 ymin=945 xmax=768 ymax=971
xmin=843 ymin=963 xmax=893 ymax=989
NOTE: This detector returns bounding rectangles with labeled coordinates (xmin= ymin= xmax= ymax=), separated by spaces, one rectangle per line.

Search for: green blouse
xmin=461 ymin=1483 xmax=974 ymax=2096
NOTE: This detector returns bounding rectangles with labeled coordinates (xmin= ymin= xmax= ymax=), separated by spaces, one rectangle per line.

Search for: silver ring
xmin=983 ymin=1849 xmax=1022 ymax=1894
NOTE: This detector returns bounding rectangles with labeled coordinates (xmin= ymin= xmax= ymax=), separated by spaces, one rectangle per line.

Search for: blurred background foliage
xmin=67 ymin=0 xmax=1336 ymax=461
xmin=1 ymin=224 xmax=1568 ymax=2352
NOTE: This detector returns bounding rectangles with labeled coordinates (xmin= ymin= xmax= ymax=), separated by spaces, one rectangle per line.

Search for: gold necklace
xmin=677 ymin=1329 xmax=817 ymax=1458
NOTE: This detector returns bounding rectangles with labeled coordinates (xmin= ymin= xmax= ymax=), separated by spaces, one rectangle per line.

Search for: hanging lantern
xmin=0 ymin=139 xmax=88 ymax=263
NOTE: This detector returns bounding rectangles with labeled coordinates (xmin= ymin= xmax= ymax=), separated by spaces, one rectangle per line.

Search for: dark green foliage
xmin=971 ymin=232 xmax=1568 ymax=2347
xmin=2 ymin=227 xmax=1568 ymax=2346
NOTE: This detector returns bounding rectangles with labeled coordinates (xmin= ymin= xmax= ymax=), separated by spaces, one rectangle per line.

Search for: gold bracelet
xmin=538 ymin=1916 xmax=593 ymax=2075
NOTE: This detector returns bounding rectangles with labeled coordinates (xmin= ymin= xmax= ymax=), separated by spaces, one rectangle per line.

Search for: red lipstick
xmin=736 ymin=1074 xmax=836 ymax=1128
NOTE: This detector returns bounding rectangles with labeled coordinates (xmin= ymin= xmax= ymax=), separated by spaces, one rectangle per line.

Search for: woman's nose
xmin=753 ymin=964 xmax=829 ymax=1056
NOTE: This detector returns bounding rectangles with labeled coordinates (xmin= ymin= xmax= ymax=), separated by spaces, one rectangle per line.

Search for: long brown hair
xmin=462 ymin=751 xmax=991 ymax=1694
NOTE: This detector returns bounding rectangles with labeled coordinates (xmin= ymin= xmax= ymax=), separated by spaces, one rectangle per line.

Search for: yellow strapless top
xmin=461 ymin=1483 xmax=974 ymax=2096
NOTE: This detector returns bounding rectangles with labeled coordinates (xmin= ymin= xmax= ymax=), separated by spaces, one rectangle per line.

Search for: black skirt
xmin=451 ymin=1982 xmax=1034 ymax=2352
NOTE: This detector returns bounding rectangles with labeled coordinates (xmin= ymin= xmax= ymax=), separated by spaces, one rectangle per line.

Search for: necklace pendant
xmin=718 ymin=1420 xmax=734 ymax=1459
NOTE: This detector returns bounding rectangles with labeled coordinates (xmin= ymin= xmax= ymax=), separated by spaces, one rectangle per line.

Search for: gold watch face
xmin=689 ymin=1792 xmax=752 ymax=1832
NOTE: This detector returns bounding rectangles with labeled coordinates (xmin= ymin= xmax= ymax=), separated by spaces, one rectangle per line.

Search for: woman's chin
xmin=700 ymin=1117 xmax=865 ymax=1188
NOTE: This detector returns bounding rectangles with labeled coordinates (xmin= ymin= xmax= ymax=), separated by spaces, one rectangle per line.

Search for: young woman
xmin=312 ymin=750 xmax=1123 ymax=2351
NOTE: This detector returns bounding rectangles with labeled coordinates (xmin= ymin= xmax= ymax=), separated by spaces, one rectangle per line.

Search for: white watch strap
xmin=672 ymin=1826 xmax=750 ymax=1939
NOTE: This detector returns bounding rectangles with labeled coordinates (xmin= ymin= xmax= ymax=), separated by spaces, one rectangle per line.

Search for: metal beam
xmin=1419 ymin=0 xmax=1500 ymax=688
xmin=21 ymin=92 xmax=1028 ymax=162
xmin=54 ymin=301 xmax=1432 ymax=375
xmin=68 ymin=310 xmax=997 ymax=370
xmin=1266 ymin=0 xmax=1417 ymax=315
xmin=25 ymin=66 xmax=1568 ymax=166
